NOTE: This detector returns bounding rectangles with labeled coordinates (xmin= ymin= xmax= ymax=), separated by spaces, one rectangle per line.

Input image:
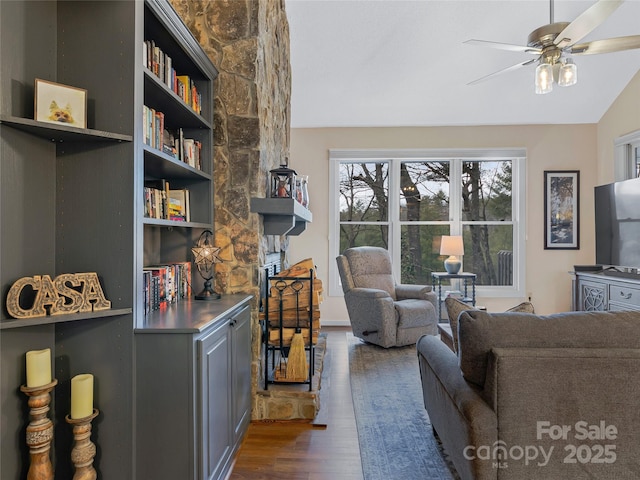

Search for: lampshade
xmin=440 ymin=235 xmax=464 ymax=256
xmin=535 ymin=62 xmax=553 ymax=95
xmin=440 ymin=235 xmax=464 ymax=274
xmin=558 ymin=60 xmax=578 ymax=87
xmin=191 ymin=230 xmax=222 ymax=300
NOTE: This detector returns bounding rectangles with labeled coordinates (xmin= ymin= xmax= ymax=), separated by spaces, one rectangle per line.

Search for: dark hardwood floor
xmin=229 ymin=327 xmax=364 ymax=480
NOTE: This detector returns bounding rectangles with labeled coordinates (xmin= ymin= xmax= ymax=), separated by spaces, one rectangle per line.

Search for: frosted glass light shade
xmin=535 ymin=63 xmax=553 ymax=94
xmin=558 ymin=62 xmax=578 ymax=87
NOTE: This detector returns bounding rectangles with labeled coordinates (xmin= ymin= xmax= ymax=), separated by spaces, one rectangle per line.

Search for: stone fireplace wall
xmin=170 ymin=0 xmax=293 ymax=419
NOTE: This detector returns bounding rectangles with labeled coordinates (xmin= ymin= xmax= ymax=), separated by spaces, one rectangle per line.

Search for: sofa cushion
xmin=505 ymin=301 xmax=535 ymax=314
xmin=457 ymin=309 xmax=640 ymax=388
xmin=444 ymin=298 xmax=535 ymax=353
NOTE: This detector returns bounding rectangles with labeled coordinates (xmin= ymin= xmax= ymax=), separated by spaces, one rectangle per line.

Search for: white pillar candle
xmin=71 ymin=374 xmax=94 ymax=419
xmin=26 ymin=348 xmax=51 ymax=387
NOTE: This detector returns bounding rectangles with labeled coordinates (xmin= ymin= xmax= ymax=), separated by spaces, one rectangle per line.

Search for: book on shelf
xmin=143 ymin=39 xmax=202 ymax=114
xmin=143 ymin=105 xmax=165 ymax=151
xmin=144 ymin=179 xmax=191 ymax=222
xmin=176 ymin=75 xmax=201 ymax=114
xmin=142 ymin=108 xmax=203 ymax=170
xmin=181 ymin=137 xmax=202 ymax=170
xmin=162 ymin=129 xmax=177 ymax=157
xmin=143 ymin=262 xmax=192 ymax=313
xmin=167 ymin=188 xmax=190 ymax=222
xmin=144 ymin=179 xmax=167 ymax=220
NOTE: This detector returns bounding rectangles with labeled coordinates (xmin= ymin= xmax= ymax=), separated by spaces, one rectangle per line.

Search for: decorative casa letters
xmin=6 ymin=273 xmax=111 ymax=319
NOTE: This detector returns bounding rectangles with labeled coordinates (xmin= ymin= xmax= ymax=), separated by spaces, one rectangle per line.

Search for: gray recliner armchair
xmin=336 ymin=246 xmax=438 ymax=348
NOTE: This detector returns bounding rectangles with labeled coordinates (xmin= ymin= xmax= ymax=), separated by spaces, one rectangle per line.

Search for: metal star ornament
xmin=191 ymin=230 xmax=222 ymax=300
xmin=191 ymin=244 xmax=222 ymax=272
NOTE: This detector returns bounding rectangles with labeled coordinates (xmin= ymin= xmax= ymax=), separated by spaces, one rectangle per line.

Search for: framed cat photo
xmin=35 ymin=78 xmax=87 ymax=129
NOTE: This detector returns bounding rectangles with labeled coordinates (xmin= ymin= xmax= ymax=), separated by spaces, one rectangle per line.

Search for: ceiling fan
xmin=465 ymin=0 xmax=640 ymax=93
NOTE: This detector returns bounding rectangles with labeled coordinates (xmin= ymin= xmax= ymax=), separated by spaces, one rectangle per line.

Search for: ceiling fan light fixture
xmin=535 ymin=62 xmax=553 ymax=94
xmin=558 ymin=59 xmax=578 ymax=87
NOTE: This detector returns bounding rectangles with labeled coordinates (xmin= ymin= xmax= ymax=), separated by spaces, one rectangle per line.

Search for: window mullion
xmin=449 ymin=159 xmax=462 ymax=235
xmin=390 ymin=158 xmax=401 ymax=279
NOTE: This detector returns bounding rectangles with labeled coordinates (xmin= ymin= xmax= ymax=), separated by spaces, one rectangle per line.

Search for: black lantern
xmin=269 ymin=164 xmax=297 ymax=199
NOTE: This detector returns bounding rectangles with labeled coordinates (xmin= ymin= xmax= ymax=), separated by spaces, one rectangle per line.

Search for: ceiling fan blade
xmin=554 ymin=0 xmax=624 ymax=49
xmin=467 ymin=58 xmax=538 ymax=86
xmin=464 ymin=39 xmax=541 ymax=55
xmin=571 ymin=35 xmax=640 ymax=55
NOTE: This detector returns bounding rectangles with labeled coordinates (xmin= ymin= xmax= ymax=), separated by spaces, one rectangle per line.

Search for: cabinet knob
xmin=620 ymin=291 xmax=632 ymax=300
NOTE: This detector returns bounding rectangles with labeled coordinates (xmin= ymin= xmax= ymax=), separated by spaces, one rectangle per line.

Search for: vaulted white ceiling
xmin=285 ymin=0 xmax=640 ymax=128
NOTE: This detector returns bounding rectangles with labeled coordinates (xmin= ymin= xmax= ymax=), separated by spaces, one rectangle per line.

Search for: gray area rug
xmin=348 ymin=334 xmax=460 ymax=480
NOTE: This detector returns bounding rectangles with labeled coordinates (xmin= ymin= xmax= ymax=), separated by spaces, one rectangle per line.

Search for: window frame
xmin=614 ymin=129 xmax=640 ymax=181
xmin=329 ymin=148 xmax=527 ymax=299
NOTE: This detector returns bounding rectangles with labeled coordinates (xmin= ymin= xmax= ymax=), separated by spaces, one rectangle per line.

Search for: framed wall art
xmin=34 ymin=78 xmax=87 ymax=128
xmin=544 ymin=170 xmax=580 ymax=250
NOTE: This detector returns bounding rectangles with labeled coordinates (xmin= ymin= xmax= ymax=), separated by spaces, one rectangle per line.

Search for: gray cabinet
xmin=136 ymin=295 xmax=252 ymax=480
xmin=199 ymin=304 xmax=250 ymax=479
xmin=573 ymin=272 xmax=640 ymax=311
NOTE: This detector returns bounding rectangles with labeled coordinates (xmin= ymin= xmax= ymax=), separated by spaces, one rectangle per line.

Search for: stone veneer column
xmin=170 ymin=0 xmax=294 ymax=419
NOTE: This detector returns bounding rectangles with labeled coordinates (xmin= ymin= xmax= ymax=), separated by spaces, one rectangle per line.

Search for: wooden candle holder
xmin=20 ymin=379 xmax=58 ymax=480
xmin=65 ymin=409 xmax=99 ymax=480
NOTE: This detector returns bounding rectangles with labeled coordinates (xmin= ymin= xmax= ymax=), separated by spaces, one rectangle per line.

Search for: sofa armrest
xmin=348 ymin=287 xmax=392 ymax=299
xmin=396 ymin=284 xmax=437 ymax=306
xmin=344 ymin=289 xmax=398 ymax=347
xmin=417 ymin=335 xmax=496 ymax=426
xmin=417 ymin=335 xmax=497 ymax=480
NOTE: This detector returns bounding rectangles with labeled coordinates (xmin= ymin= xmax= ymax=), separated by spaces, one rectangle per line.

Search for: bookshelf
xmin=1 ymin=1 xmax=139 ymax=477
xmin=140 ymin=0 xmax=216 ymax=319
xmin=1 ymin=1 xmax=249 ymax=479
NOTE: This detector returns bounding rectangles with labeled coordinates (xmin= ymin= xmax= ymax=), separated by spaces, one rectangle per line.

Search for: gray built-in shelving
xmin=0 ymin=1 xmax=248 ymax=479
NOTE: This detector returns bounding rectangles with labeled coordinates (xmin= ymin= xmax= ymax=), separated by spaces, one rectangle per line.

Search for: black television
xmin=595 ymin=177 xmax=640 ymax=269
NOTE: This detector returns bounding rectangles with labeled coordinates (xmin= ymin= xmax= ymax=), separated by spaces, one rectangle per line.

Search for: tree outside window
xmin=332 ymin=150 xmax=524 ymax=297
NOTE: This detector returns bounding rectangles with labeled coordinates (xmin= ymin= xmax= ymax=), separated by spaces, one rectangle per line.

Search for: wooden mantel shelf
xmin=250 ymin=197 xmax=312 ymax=236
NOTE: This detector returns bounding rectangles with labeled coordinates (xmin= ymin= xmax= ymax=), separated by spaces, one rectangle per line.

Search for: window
xmin=614 ymin=129 xmax=640 ymax=181
xmin=329 ymin=149 xmax=526 ymax=298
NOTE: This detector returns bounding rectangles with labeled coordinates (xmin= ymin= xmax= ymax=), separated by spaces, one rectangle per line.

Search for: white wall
xmin=289 ymin=124 xmax=601 ymax=322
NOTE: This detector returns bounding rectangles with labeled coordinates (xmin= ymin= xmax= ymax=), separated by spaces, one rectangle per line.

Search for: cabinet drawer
xmin=609 ymin=284 xmax=640 ymax=308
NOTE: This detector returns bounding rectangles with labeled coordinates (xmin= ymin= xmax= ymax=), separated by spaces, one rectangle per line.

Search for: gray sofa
xmin=417 ymin=309 xmax=640 ymax=480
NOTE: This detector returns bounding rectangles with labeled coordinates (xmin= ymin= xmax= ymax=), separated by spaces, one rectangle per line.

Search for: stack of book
xmin=142 ymin=107 xmax=202 ymax=170
xmin=143 ymin=39 xmax=202 ymax=114
xmin=143 ymin=262 xmax=192 ymax=313
xmin=144 ymin=179 xmax=190 ymax=222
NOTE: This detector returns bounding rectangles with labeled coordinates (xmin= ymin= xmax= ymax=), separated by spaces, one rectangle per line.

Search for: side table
xmin=437 ymin=323 xmax=455 ymax=352
xmin=431 ymin=272 xmax=477 ymax=321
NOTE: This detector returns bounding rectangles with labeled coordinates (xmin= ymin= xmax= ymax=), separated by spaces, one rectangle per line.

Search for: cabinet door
xmin=579 ymin=280 xmax=608 ymax=311
xmin=199 ymin=322 xmax=232 ymax=480
xmin=231 ymin=305 xmax=251 ymax=441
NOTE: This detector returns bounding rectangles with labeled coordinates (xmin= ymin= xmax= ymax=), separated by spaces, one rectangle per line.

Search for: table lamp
xmin=440 ymin=235 xmax=464 ymax=274
xmin=191 ymin=230 xmax=222 ymax=300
